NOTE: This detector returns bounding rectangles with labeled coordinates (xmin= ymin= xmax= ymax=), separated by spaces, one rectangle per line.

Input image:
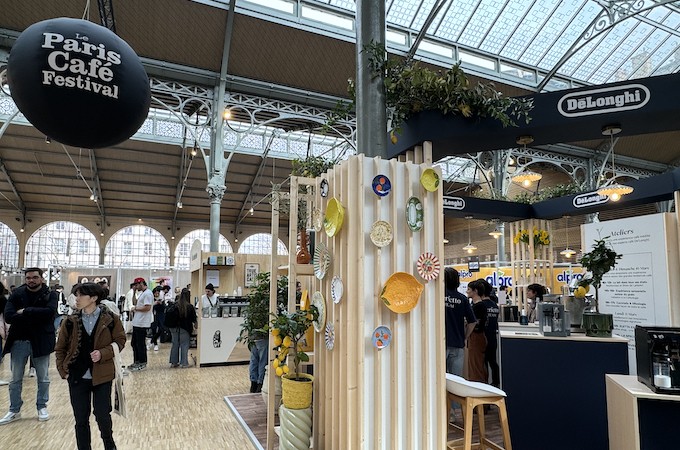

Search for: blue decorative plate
xmin=372 ymin=325 xmax=392 ymax=350
xmin=372 ymin=174 xmax=391 ymax=197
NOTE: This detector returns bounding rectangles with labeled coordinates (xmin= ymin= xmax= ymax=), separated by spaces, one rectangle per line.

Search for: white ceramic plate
xmin=325 ymin=323 xmax=335 ymax=350
xmin=313 ymin=242 xmax=331 ymax=280
xmin=331 ymin=276 xmax=344 ymax=304
xmin=312 ymin=291 xmax=326 ymax=333
xmin=370 ymin=220 xmax=393 ymax=247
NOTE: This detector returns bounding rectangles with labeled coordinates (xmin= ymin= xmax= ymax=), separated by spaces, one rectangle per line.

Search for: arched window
xmin=0 ymin=221 xmax=19 ymax=269
xmin=25 ymin=221 xmax=99 ymax=267
xmin=238 ymin=233 xmax=288 ymax=255
xmin=174 ymin=229 xmax=233 ymax=269
xmin=104 ymin=225 xmax=169 ymax=267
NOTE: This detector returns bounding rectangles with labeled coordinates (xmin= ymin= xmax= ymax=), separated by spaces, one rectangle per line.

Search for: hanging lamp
xmin=596 ymin=124 xmax=633 ymax=201
xmin=559 ymin=215 xmax=575 ymax=258
xmin=462 ymin=216 xmax=477 ymax=254
xmin=488 ymin=219 xmax=503 ymax=239
xmin=511 ymin=135 xmax=542 ymax=187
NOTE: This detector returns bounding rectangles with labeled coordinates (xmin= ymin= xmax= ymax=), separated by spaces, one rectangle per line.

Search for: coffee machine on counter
xmin=635 ymin=326 xmax=680 ymax=394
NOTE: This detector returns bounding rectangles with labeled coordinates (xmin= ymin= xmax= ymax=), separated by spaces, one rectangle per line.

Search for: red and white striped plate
xmin=416 ymin=252 xmax=441 ymax=281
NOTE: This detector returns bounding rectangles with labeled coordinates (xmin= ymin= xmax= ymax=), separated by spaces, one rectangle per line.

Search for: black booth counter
xmin=499 ymin=331 xmax=629 ymax=450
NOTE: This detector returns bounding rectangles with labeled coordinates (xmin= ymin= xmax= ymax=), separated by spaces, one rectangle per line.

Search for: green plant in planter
xmin=270 ymin=305 xmax=319 ymax=380
xmin=327 ymin=42 xmax=533 ymax=138
xmin=237 ymin=272 xmax=288 ymax=349
xmin=577 ymin=237 xmax=621 ymax=313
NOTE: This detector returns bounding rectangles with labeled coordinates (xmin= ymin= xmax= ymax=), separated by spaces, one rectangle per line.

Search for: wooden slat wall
xmin=311 ymin=152 xmax=445 ymax=449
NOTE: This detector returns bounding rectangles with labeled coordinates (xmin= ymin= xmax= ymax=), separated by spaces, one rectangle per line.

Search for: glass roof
xmin=297 ymin=0 xmax=680 ymax=90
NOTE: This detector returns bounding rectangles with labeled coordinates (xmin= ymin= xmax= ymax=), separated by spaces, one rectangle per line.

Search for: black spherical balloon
xmin=7 ymin=18 xmax=151 ymax=149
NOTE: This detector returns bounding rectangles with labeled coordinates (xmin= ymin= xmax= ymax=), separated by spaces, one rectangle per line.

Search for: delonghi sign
xmin=557 ymin=84 xmax=650 ymax=118
xmin=572 ymin=192 xmax=609 ymax=208
xmin=443 ymin=196 xmax=465 ymax=210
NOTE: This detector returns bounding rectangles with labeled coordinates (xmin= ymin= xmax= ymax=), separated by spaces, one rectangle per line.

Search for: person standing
xmin=0 ymin=268 xmax=58 ymax=424
xmin=167 ymin=288 xmax=196 ymax=368
xmin=444 ymin=268 xmax=476 ymax=376
xmin=150 ymin=287 xmax=166 ymax=352
xmin=526 ymin=283 xmax=545 ymax=323
xmin=201 ymin=284 xmax=218 ymax=312
xmin=465 ymin=279 xmax=488 ymax=384
xmin=129 ymin=278 xmax=153 ymax=371
xmin=481 ymin=280 xmax=501 ymax=388
xmin=55 ymin=282 xmax=126 ymax=450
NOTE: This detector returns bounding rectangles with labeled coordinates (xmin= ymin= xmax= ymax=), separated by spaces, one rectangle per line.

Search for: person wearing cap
xmin=129 ymin=278 xmax=153 ymax=371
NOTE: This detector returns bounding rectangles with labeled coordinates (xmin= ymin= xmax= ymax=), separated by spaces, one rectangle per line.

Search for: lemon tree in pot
xmin=270 ymin=304 xmax=319 ymax=409
xmin=576 ymin=237 xmax=621 ymax=337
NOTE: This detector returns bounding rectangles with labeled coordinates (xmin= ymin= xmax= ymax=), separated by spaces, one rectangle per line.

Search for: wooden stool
xmin=445 ymin=373 xmax=512 ymax=450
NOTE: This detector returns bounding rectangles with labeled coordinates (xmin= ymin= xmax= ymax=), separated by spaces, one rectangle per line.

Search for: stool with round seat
xmin=445 ymin=373 xmax=512 ymax=450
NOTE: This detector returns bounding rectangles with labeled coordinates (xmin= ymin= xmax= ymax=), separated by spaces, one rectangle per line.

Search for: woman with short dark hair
xmin=466 ymin=279 xmax=488 ymax=383
xmin=526 ymin=283 xmax=545 ymax=323
xmin=55 ymin=282 xmax=126 ymax=450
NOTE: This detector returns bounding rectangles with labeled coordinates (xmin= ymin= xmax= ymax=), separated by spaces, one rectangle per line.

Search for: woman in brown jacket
xmin=55 ymin=283 xmax=126 ymax=450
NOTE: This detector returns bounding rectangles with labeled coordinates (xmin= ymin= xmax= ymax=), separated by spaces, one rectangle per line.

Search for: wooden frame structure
xmin=267 ymin=148 xmax=447 ymax=449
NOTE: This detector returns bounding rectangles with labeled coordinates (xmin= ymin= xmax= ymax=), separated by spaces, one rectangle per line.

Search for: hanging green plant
xmin=327 ymin=42 xmax=533 ymax=139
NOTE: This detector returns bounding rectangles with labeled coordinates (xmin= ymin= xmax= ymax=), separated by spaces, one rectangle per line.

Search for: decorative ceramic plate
xmin=312 ymin=207 xmax=323 ymax=232
xmin=313 ymin=242 xmax=331 ymax=280
xmin=406 ymin=197 xmax=423 ymax=231
xmin=312 ymin=291 xmax=326 ymax=333
xmin=320 ymin=179 xmax=329 ymax=198
xmin=331 ymin=276 xmax=344 ymax=304
xmin=325 ymin=323 xmax=335 ymax=350
xmin=420 ymin=168 xmax=440 ymax=192
xmin=380 ymin=272 xmax=424 ymax=314
xmin=370 ymin=220 xmax=393 ymax=247
xmin=324 ymin=197 xmax=345 ymax=237
xmin=372 ymin=325 xmax=392 ymax=350
xmin=372 ymin=174 xmax=392 ymax=197
xmin=416 ymin=252 xmax=441 ymax=281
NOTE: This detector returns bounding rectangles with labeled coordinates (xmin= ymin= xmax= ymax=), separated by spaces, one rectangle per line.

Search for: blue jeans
xmin=169 ymin=327 xmax=190 ymax=366
xmin=446 ymin=346 xmax=464 ymax=376
xmin=249 ymin=339 xmax=268 ymax=384
xmin=9 ymin=340 xmax=50 ymax=412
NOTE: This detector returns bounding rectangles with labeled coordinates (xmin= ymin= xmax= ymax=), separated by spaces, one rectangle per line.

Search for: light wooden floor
xmin=0 ymin=339 xmax=256 ymax=450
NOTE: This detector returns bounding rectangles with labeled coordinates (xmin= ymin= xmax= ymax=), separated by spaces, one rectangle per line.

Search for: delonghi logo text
xmin=558 ymin=84 xmax=649 ymax=117
xmin=573 ymin=192 xmax=609 ymax=208
xmin=443 ymin=196 xmax=465 ymax=210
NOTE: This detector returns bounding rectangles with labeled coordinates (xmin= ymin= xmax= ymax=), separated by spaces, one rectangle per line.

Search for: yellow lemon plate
xmin=380 ymin=272 xmax=424 ymax=314
xmin=420 ymin=168 xmax=440 ymax=192
xmin=324 ymin=197 xmax=345 ymax=237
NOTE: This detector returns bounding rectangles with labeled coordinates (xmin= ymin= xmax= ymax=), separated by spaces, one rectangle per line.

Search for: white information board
xmin=583 ymin=212 xmax=680 ymax=374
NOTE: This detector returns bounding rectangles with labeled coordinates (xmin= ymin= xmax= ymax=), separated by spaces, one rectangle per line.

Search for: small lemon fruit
xmin=275 ymin=366 xmax=284 ymax=377
xmin=574 ymin=286 xmax=587 ymax=298
xmin=271 ymin=328 xmax=280 ymax=336
xmin=273 ymin=358 xmax=280 ymax=369
xmin=282 ymin=336 xmax=292 ymax=348
xmin=282 ymin=365 xmax=290 ymax=374
xmin=273 ymin=336 xmax=283 ymax=347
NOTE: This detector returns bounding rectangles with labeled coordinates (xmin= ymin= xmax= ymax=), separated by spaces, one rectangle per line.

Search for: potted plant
xmin=237 ymin=273 xmax=288 ymax=397
xmin=270 ymin=303 xmax=319 ymax=410
xmin=576 ymin=237 xmax=622 ymax=337
xmin=290 ymin=155 xmax=334 ymax=264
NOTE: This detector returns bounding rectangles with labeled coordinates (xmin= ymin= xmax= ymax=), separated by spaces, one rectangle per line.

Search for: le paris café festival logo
xmin=7 ymin=18 xmax=150 ymax=149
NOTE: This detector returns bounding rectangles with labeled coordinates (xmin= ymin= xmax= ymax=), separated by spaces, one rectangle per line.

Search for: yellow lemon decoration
xmin=271 ymin=328 xmax=280 ymax=336
xmin=275 ymin=366 xmax=284 ymax=377
xmin=272 ymin=358 xmax=280 ymax=369
xmin=273 ymin=335 xmax=283 ymax=347
xmin=574 ymin=286 xmax=587 ymax=298
xmin=282 ymin=336 xmax=292 ymax=348
xmin=282 ymin=365 xmax=290 ymax=374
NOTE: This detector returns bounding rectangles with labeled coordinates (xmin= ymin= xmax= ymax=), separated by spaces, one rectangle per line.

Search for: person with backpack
xmin=54 ymin=282 xmax=125 ymax=450
xmin=165 ymin=288 xmax=196 ymax=368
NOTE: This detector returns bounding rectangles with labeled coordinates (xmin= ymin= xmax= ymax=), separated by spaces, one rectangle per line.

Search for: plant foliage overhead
xmin=331 ymin=42 xmax=533 ymax=136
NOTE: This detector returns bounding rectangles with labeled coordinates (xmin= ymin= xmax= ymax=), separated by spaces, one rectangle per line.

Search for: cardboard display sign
xmin=7 ymin=18 xmax=151 ymax=149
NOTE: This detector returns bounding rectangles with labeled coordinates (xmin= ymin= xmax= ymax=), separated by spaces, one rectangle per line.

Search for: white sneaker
xmin=0 ymin=411 xmax=21 ymax=425
xmin=29 ymin=368 xmax=36 ymax=378
xmin=154 ymin=345 xmax=159 ymax=352
xmin=37 ymin=408 xmax=49 ymax=422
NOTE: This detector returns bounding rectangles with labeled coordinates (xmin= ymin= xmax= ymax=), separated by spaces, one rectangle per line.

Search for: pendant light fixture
xmin=511 ymin=135 xmax=542 ymax=187
xmin=488 ymin=219 xmax=503 ymax=239
xmin=596 ymin=124 xmax=633 ymax=201
xmin=462 ymin=216 xmax=477 ymax=254
xmin=559 ymin=215 xmax=575 ymax=258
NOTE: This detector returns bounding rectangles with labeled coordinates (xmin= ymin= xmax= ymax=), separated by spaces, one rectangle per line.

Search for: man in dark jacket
xmin=0 ymin=267 xmax=58 ymax=425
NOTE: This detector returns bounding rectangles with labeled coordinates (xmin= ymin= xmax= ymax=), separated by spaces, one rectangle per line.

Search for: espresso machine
xmin=635 ymin=326 xmax=680 ymax=394
xmin=537 ymin=302 xmax=570 ymax=337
